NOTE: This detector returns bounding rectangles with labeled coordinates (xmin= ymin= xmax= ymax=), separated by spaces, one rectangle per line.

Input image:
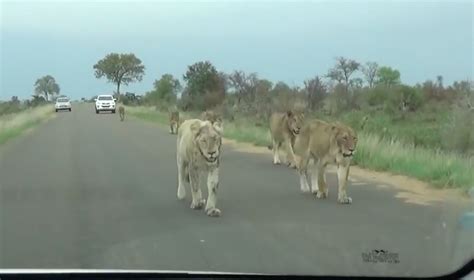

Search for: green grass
xmin=0 ymin=106 xmax=54 ymax=145
xmin=353 ymin=132 xmax=473 ymax=191
xmin=126 ymin=105 xmax=473 ymax=191
xmin=0 ymin=120 xmax=39 ymax=145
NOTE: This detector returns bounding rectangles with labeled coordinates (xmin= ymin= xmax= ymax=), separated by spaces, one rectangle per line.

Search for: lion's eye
xmin=343 ymin=136 xmax=348 ymax=140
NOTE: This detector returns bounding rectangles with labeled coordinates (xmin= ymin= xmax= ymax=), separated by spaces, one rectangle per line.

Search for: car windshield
xmin=0 ymin=0 xmax=472 ymax=278
xmin=98 ymin=96 xmax=113 ymax=101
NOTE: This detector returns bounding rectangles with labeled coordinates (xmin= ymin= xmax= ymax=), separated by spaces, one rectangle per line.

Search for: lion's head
xmin=193 ymin=121 xmax=222 ymax=164
xmin=332 ymin=123 xmax=358 ymax=158
xmin=286 ymin=110 xmax=305 ymax=136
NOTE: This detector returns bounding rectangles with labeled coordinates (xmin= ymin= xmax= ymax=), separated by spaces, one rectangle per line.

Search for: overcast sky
xmin=0 ymin=0 xmax=472 ymax=100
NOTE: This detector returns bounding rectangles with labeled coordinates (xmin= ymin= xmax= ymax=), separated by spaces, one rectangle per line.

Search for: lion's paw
xmin=206 ymin=208 xmax=221 ymax=217
xmin=337 ymin=196 xmax=352 ymax=204
xmin=315 ymin=190 xmax=328 ymax=199
xmin=190 ymin=199 xmax=206 ymax=209
xmin=300 ymin=184 xmax=310 ymax=193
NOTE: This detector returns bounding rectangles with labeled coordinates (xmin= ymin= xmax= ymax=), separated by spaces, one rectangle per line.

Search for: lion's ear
xmin=213 ymin=121 xmax=224 ymax=135
xmin=287 ymin=110 xmax=293 ymax=117
xmin=191 ymin=120 xmax=208 ymax=136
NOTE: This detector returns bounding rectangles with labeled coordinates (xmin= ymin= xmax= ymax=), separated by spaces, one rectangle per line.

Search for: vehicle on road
xmin=95 ymin=95 xmax=116 ymax=114
xmin=55 ymin=97 xmax=72 ymax=112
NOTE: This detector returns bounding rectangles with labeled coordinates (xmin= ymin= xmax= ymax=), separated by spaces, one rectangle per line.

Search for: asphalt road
xmin=0 ymin=104 xmax=472 ymax=276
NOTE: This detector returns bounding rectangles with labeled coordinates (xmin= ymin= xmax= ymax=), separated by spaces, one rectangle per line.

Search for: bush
xmin=0 ymin=102 xmax=23 ymax=116
xmin=442 ymin=102 xmax=474 ymax=154
xmin=366 ymin=85 xmax=388 ymax=106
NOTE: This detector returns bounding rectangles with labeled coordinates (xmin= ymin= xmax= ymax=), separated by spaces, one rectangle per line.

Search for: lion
xmin=293 ymin=119 xmax=357 ymax=204
xmin=176 ymin=119 xmax=223 ymax=217
xmin=201 ymin=110 xmax=223 ymax=134
xmin=118 ymin=106 xmax=125 ymax=121
xmin=169 ymin=111 xmax=180 ymax=134
xmin=268 ymin=110 xmax=305 ymax=168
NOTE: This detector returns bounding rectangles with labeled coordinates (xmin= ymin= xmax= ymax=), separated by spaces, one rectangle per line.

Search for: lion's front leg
xmin=337 ymin=163 xmax=352 ymax=204
xmin=177 ymin=156 xmax=187 ymax=200
xmin=205 ymin=167 xmax=221 ymax=217
xmin=311 ymin=161 xmax=328 ymax=199
xmin=189 ymin=167 xmax=205 ymax=209
xmin=297 ymin=155 xmax=310 ymax=193
xmin=272 ymin=139 xmax=281 ymax=165
xmin=284 ymin=140 xmax=297 ymax=169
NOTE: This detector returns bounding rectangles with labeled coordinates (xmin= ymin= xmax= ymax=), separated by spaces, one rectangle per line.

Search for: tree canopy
xmin=34 ymin=75 xmax=60 ymax=101
xmin=93 ymin=53 xmax=145 ymax=99
xmin=376 ymin=66 xmax=401 ymax=87
xmin=146 ymin=74 xmax=181 ymax=105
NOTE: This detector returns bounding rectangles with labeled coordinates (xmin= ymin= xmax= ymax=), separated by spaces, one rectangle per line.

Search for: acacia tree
xmin=376 ymin=66 xmax=400 ymax=87
xmin=361 ymin=62 xmax=378 ymax=88
xmin=34 ymin=75 xmax=60 ymax=101
xmin=326 ymin=57 xmax=360 ymax=92
xmin=228 ymin=70 xmax=258 ymax=105
xmin=304 ymin=76 xmax=327 ymax=110
xmin=93 ymin=53 xmax=145 ymax=100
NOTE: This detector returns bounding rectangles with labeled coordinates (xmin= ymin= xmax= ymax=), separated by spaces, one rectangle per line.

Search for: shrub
xmin=442 ymin=102 xmax=474 ymax=154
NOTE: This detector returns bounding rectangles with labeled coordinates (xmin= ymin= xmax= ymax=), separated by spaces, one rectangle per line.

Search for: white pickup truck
xmin=95 ymin=95 xmax=116 ymax=114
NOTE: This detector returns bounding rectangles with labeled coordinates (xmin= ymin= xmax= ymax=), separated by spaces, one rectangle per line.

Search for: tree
xmin=182 ymin=61 xmax=225 ymax=110
xmin=11 ymin=96 xmax=20 ymax=104
xmin=93 ymin=53 xmax=145 ymax=101
xmin=30 ymin=95 xmax=47 ymax=107
xmin=272 ymin=81 xmax=292 ymax=95
xmin=436 ymin=75 xmax=443 ymax=89
xmin=361 ymin=62 xmax=378 ymax=88
xmin=183 ymin=61 xmax=220 ymax=96
xmin=34 ymin=75 xmax=60 ymax=101
xmin=376 ymin=66 xmax=400 ymax=87
xmin=255 ymin=79 xmax=273 ymax=96
xmin=304 ymin=76 xmax=327 ymax=110
xmin=146 ymin=74 xmax=181 ymax=105
xmin=326 ymin=57 xmax=360 ymax=92
xmin=228 ymin=70 xmax=258 ymax=104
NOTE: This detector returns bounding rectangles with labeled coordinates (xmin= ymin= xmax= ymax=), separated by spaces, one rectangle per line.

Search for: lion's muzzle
xmin=343 ymin=148 xmax=355 ymax=158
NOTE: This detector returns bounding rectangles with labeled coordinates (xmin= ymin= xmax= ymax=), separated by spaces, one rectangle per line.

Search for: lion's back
xmin=295 ymin=119 xmax=333 ymax=158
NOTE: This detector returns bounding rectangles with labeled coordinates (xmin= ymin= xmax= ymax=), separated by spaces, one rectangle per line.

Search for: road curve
xmin=0 ymin=104 xmax=471 ymax=276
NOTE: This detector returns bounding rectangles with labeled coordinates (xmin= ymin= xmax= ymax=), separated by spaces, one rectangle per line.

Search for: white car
xmin=55 ymin=97 xmax=72 ymax=112
xmin=95 ymin=95 xmax=116 ymax=114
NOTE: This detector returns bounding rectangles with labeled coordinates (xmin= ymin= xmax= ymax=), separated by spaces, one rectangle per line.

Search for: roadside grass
xmin=126 ymin=105 xmax=473 ymax=191
xmin=353 ymin=133 xmax=473 ymax=191
xmin=0 ymin=106 xmax=54 ymax=145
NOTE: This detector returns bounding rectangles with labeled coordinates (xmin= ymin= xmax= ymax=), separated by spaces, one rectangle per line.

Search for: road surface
xmin=0 ymin=104 xmax=472 ymax=277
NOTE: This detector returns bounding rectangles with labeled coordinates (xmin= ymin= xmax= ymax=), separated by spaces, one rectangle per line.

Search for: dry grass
xmin=0 ymin=106 xmax=54 ymax=145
